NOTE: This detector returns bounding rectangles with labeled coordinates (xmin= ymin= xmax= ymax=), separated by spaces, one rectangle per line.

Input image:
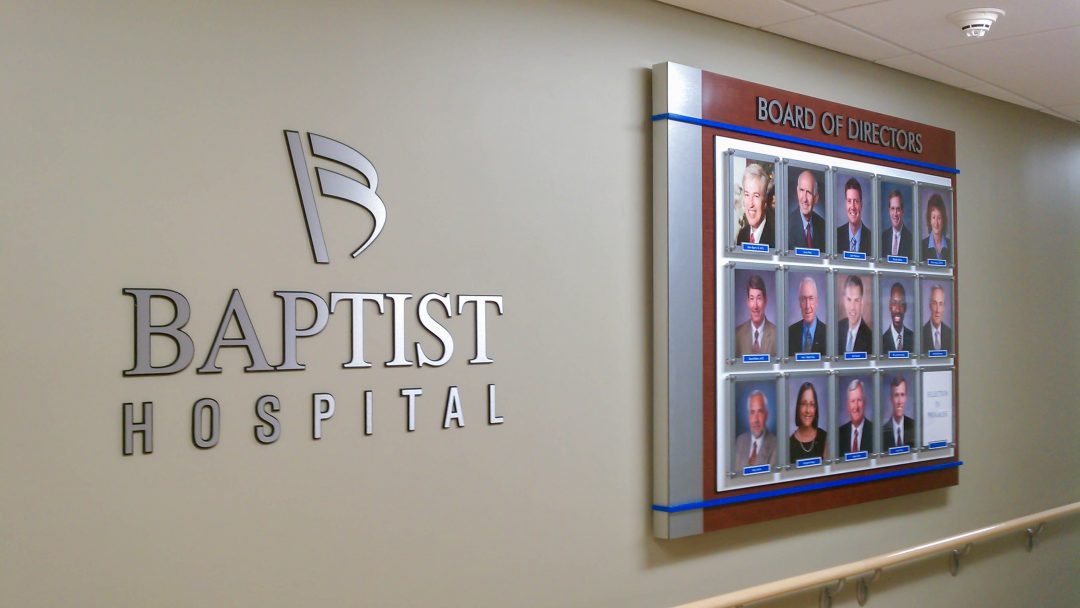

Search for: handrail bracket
xmin=1025 ymin=522 xmax=1044 ymax=552
xmin=949 ymin=543 xmax=972 ymax=576
xmin=819 ymin=578 xmax=845 ymax=608
xmin=856 ymin=569 xmax=881 ymax=606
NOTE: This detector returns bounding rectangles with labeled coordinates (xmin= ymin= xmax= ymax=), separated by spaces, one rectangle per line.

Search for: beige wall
xmin=2 ymin=1 xmax=1077 ymax=606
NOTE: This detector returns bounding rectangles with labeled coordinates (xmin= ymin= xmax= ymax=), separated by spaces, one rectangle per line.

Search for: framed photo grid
xmin=715 ymin=135 xmax=955 ymax=492
xmin=652 ymin=63 xmax=959 ymax=537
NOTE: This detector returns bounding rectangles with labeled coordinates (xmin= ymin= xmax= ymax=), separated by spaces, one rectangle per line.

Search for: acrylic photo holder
xmin=921 ymin=367 xmax=955 ymax=451
xmin=785 ymin=372 xmax=831 ymax=470
xmin=878 ymin=177 xmax=917 ymax=265
xmin=784 ymin=268 xmax=830 ymax=363
xmin=833 ymin=168 xmax=876 ymax=263
xmin=835 ymin=270 xmax=876 ymax=361
xmin=880 ymin=367 xmax=918 ymax=458
xmin=917 ymin=183 xmax=955 ymax=268
xmin=879 ymin=272 xmax=917 ymax=360
xmin=835 ymin=372 xmax=877 ymax=465
xmin=728 ymin=375 xmax=782 ymax=480
xmin=920 ymin=277 xmax=954 ymax=359
xmin=781 ymin=159 xmax=831 ymax=259
xmin=729 ymin=263 xmax=782 ymax=366
xmin=727 ymin=151 xmax=780 ymax=256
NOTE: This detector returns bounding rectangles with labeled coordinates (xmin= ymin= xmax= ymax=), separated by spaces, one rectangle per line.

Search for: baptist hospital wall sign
xmin=120 ymin=131 xmax=505 ymax=455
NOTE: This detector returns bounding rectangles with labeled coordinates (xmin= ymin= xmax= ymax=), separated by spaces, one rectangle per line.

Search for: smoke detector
xmin=948 ymin=8 xmax=1005 ymax=38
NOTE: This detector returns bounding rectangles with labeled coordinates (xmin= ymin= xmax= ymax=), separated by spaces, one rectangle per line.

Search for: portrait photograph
xmin=920 ymin=278 xmax=954 ymax=355
xmin=918 ymin=184 xmax=953 ymax=265
xmin=730 ymin=155 xmax=777 ymax=251
xmin=835 ymin=271 xmax=875 ymax=357
xmin=783 ymin=162 xmax=828 ymax=256
xmin=836 ymin=373 xmax=875 ymax=458
xmin=786 ymin=270 xmax=829 ymax=358
xmin=834 ymin=171 xmax=873 ymax=257
xmin=732 ymin=267 xmax=779 ymax=361
xmin=787 ymin=374 xmax=830 ymax=466
xmin=879 ymin=275 xmax=916 ymax=357
xmin=878 ymin=179 xmax=915 ymax=262
xmin=880 ymin=370 xmax=917 ymax=453
xmin=731 ymin=378 xmax=780 ymax=474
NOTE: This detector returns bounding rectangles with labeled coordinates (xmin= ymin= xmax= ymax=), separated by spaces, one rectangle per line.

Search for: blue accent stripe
xmin=652 ymin=461 xmax=962 ymax=513
xmin=651 ymin=113 xmax=959 ymax=175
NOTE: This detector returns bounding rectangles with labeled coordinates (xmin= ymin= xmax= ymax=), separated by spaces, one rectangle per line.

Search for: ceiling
xmin=658 ymin=0 xmax=1080 ymax=123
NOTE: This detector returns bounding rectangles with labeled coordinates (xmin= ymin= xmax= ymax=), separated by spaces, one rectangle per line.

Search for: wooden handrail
xmin=674 ymin=502 xmax=1080 ymax=608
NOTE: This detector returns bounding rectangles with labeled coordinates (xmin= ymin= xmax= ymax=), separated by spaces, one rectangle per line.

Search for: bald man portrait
xmin=922 ymin=283 xmax=953 ymax=352
xmin=787 ymin=169 xmax=827 ymax=252
xmin=788 ymin=276 xmax=827 ymax=356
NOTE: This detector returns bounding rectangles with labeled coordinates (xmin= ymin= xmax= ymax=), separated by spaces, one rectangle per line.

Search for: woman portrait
xmin=922 ymin=192 xmax=951 ymax=263
xmin=789 ymin=381 xmax=828 ymax=463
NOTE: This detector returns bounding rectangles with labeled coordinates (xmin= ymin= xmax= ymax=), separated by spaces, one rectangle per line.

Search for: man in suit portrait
xmin=733 ymin=390 xmax=778 ymax=470
xmin=838 ymin=379 xmax=874 ymax=456
xmin=735 ymin=162 xmax=775 ymax=248
xmin=836 ymin=177 xmax=871 ymax=254
xmin=787 ymin=169 xmax=826 ymax=251
xmin=837 ymin=274 xmax=872 ymax=355
xmin=788 ymin=276 xmax=827 ymax=356
xmin=882 ymin=281 xmax=915 ymax=353
xmin=735 ymin=274 xmax=777 ymax=357
xmin=881 ymin=189 xmax=913 ymax=259
xmin=922 ymin=283 xmax=953 ymax=352
xmin=882 ymin=376 xmax=915 ymax=449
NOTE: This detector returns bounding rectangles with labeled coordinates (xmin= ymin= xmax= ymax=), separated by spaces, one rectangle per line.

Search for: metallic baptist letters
xmin=285 ymin=130 xmax=387 ymax=264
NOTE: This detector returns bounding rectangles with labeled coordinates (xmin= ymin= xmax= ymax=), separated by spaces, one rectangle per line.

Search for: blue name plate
xmin=794 ymin=247 xmax=820 ymax=257
xmin=928 ymin=350 xmax=948 ymax=358
xmin=843 ymin=251 xmax=867 ymax=261
xmin=844 ymin=351 xmax=868 ymax=360
xmin=795 ymin=457 xmax=822 ymax=468
xmin=742 ymin=243 xmax=769 ymax=253
xmin=887 ymin=255 xmax=909 ymax=264
xmin=888 ymin=350 xmax=910 ymax=359
xmin=844 ymin=451 xmax=869 ymax=461
xmin=742 ymin=354 xmax=770 ymax=363
xmin=928 ymin=258 xmax=946 ymax=266
xmin=795 ymin=352 xmax=821 ymax=362
xmin=888 ymin=446 xmax=911 ymax=456
xmin=742 ymin=464 xmax=771 ymax=475
xmin=927 ymin=440 xmax=949 ymax=450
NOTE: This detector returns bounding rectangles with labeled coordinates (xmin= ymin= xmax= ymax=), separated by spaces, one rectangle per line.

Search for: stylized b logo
xmin=285 ymin=130 xmax=386 ymax=264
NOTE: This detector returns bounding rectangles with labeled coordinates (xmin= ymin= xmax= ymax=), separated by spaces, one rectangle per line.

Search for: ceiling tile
xmin=1048 ymin=103 xmax=1080 ymax=122
xmin=831 ymin=0 xmax=1080 ymax=53
xmin=658 ymin=0 xmax=1080 ymax=123
xmin=829 ymin=0 xmax=970 ymax=52
xmin=657 ymin=0 xmax=812 ymax=28
xmin=792 ymin=0 xmax=887 ymax=12
xmin=876 ymin=54 xmax=984 ymax=89
xmin=963 ymin=83 xmax=1046 ymax=111
xmin=763 ymin=14 xmax=908 ymax=60
xmin=929 ymin=27 xmax=1080 ymax=107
